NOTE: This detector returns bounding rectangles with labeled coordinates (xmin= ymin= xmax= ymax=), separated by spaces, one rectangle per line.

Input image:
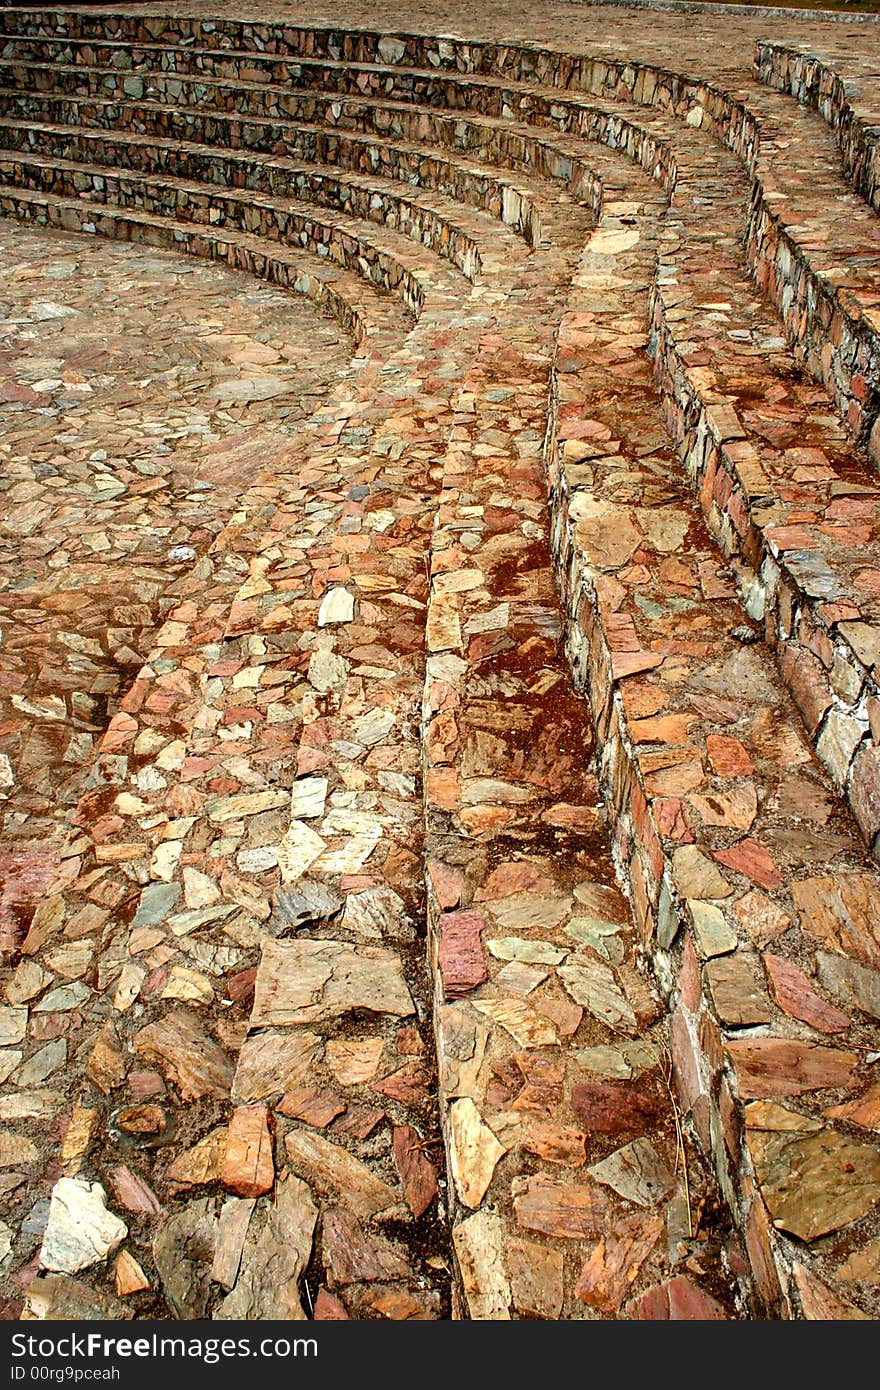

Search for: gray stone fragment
xmin=153 ymin=1198 xmax=217 ymax=1319
xmin=270 ymin=881 xmax=342 ymax=933
xmin=817 ymin=951 xmax=880 ymax=1020
xmin=24 ymin=1275 xmax=132 ymax=1321
xmin=216 ymin=1177 xmax=316 ymax=1319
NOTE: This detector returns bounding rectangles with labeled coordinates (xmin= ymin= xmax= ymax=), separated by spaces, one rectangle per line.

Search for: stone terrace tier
xmin=0 ymin=1 xmax=880 ymax=1324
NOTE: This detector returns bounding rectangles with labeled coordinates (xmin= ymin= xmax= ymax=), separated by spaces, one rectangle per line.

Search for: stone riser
xmin=646 ymin=281 xmax=880 ymax=860
xmin=0 ymin=157 xmax=445 ymax=318
xmin=542 ymin=216 xmax=880 ymax=1313
xmin=0 ymin=117 xmax=547 ymax=250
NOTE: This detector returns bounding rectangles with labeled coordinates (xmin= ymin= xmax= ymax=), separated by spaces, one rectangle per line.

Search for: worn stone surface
xmin=3 ymin=0 xmax=880 ymax=1325
xmin=751 ymin=1127 xmax=880 ymax=1241
xmin=251 ymin=940 xmax=414 ymax=1025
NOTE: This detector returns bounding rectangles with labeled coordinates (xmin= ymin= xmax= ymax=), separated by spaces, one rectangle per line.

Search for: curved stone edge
xmin=755 ymin=40 xmax=880 ymax=219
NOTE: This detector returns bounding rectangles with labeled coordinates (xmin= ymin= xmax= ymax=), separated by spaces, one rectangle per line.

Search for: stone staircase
xmin=0 ymin=2 xmax=879 ymax=1322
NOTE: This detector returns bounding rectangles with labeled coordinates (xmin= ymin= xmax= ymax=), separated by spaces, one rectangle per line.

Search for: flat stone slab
xmin=251 ymin=939 xmax=415 ymax=1026
xmin=750 ymin=1127 xmax=880 ymax=1242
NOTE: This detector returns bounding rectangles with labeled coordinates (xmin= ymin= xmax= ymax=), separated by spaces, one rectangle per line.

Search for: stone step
xmin=755 ymin=42 xmax=880 ymax=218
xmin=0 ymin=87 xmax=628 ymax=219
xmin=0 ymin=150 xmax=477 ymax=312
xmin=419 ymin=234 xmax=746 ymax=1319
xmin=4 ymin=41 xmax=876 ymax=456
xmin=542 ymin=183 xmax=880 ymax=1320
xmin=0 ymin=185 xmax=415 ymax=347
xmin=0 ymin=116 xmax=551 ymax=251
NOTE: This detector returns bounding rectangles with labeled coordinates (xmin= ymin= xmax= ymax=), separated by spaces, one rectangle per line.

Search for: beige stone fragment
xmin=452 ymin=1210 xmax=511 ymax=1319
xmin=211 ymin=1197 xmax=256 ymax=1291
xmin=113 ymin=963 xmax=146 ymax=1013
xmin=507 ymin=1238 xmax=565 ymax=1319
xmin=206 ymin=789 xmax=288 ymax=824
xmin=687 ymin=784 xmax=758 ymax=831
xmin=318 ymin=587 xmax=355 ymax=626
xmin=0 ymin=1129 xmax=38 ymax=1167
xmin=448 ymin=1097 xmax=508 ymax=1208
xmin=672 ymin=846 xmax=733 ymax=899
xmin=40 ymin=1179 xmax=127 ymax=1274
xmin=114 ymin=1250 xmax=150 ymax=1296
xmin=792 ymin=873 xmax=880 ymax=969
xmin=688 ymin=900 xmax=738 ymax=958
xmin=285 ymin=1129 xmax=402 ymax=1218
xmin=60 ymin=1106 xmax=97 ymax=1176
xmin=558 ymin=956 xmax=637 ymax=1033
xmin=182 ymin=868 xmax=221 ymax=910
xmin=471 ymin=997 xmax=558 ymax=1048
xmin=216 ymin=1176 xmax=316 ymax=1321
xmin=485 ymin=892 xmax=572 ymax=932
xmin=438 ymin=1005 xmax=490 ymax=1100
xmin=324 ymin=1036 xmax=384 ymax=1086
xmin=161 ymin=965 xmax=213 ymax=1005
xmin=166 ymin=1127 xmax=228 ymax=1188
xmin=232 ymin=1030 xmax=321 ymax=1103
xmin=276 ymin=820 xmax=326 ymax=884
xmin=291 ymin=777 xmax=328 ymax=820
xmin=0 ymin=1007 xmax=27 ymax=1047
xmin=5 ymin=960 xmax=48 ymax=1006
xmin=427 ymin=594 xmax=462 ymax=653
xmin=487 ymin=938 xmax=567 ymax=966
xmin=251 ymin=940 xmax=414 ymax=1026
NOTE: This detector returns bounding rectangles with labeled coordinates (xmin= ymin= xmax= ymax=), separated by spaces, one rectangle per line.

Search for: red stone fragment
xmin=725 ymin=1037 xmax=857 ymax=1099
xmin=764 ymin=953 xmax=851 ymax=1034
xmin=331 ymin=1106 xmax=385 ymax=1141
xmin=277 ymin=1087 xmax=346 ymax=1129
xmin=437 ymin=909 xmax=487 ymax=999
xmin=574 ymin=1211 xmax=664 ymax=1313
xmin=427 ymin=859 xmax=463 ymax=910
xmin=392 ymin=1124 xmax=439 ymax=1218
xmin=713 ymin=838 xmax=781 ymax=891
xmin=220 ymin=1105 xmax=274 ymax=1198
xmin=313 ymin=1289 xmax=349 ymax=1320
xmin=571 ymin=1073 xmax=665 ymax=1138
xmin=627 ymin=1275 xmax=728 ymax=1320
xmin=372 ymin=1060 xmax=431 ymax=1104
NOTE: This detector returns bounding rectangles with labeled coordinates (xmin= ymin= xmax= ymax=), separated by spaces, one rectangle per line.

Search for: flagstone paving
xmin=1 ymin=0 xmax=880 ymax=1322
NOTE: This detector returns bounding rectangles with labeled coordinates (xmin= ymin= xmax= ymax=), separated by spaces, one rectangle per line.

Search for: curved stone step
xmin=755 ymin=42 xmax=880 ymax=218
xmin=0 ymin=117 xmax=550 ymax=257
xmin=0 ymin=150 xmax=475 ymax=312
xmin=543 ymin=196 xmax=880 ymax=1320
xmin=0 ymin=137 xmax=494 ymax=286
xmin=0 ymin=185 xmax=415 ymax=347
xmin=5 ymin=42 xmax=875 ymax=456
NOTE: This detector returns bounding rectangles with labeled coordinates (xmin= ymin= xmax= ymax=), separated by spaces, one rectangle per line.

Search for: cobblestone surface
xmin=0 ymin=1 xmax=879 ymax=1322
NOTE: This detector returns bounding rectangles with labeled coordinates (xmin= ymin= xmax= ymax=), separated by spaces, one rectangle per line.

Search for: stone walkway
xmin=0 ymin=1 xmax=880 ymax=1322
